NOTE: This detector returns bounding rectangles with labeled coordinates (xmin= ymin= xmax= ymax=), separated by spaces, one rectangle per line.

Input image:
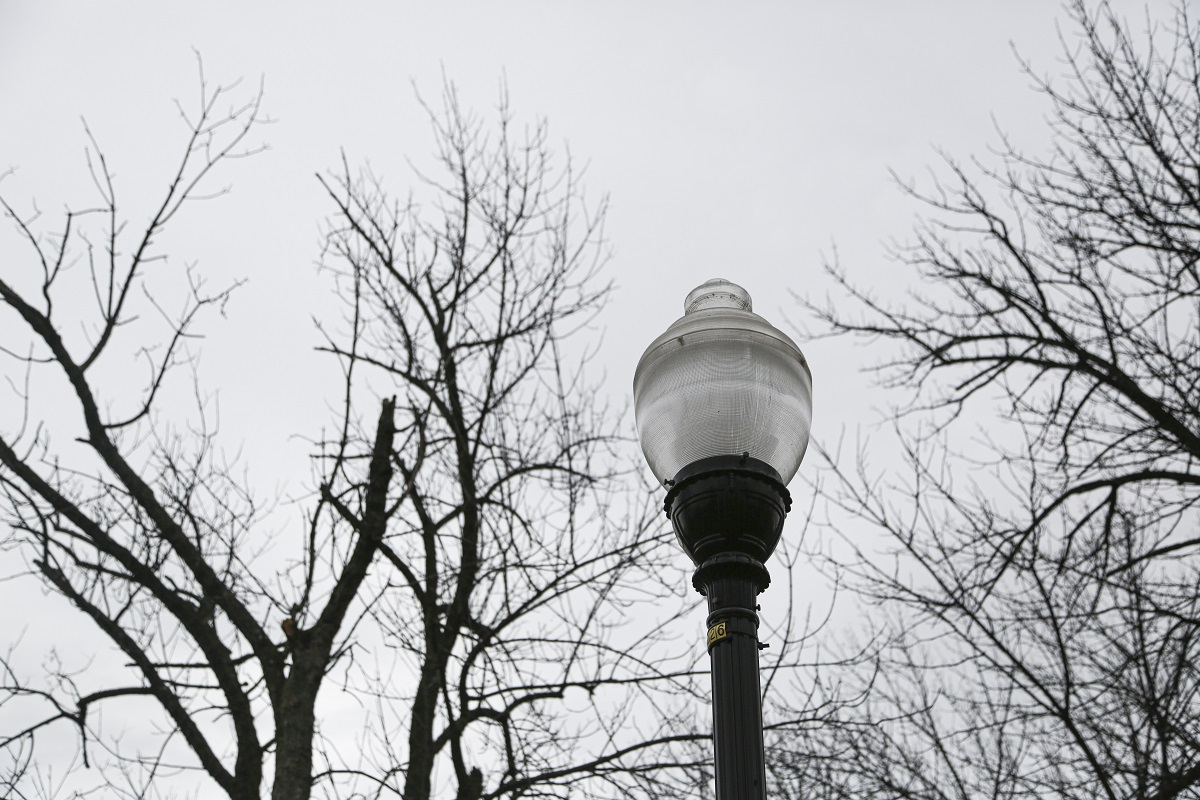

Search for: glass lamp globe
xmin=633 ymin=278 xmax=813 ymax=487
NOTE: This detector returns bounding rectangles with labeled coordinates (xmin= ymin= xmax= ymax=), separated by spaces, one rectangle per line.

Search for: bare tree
xmin=308 ymin=85 xmax=708 ymax=800
xmin=777 ymin=2 xmax=1200 ymax=799
xmin=0 ymin=70 xmax=705 ymax=800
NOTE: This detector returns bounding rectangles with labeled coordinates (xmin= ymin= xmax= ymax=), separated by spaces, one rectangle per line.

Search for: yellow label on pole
xmin=707 ymin=621 xmax=727 ymax=646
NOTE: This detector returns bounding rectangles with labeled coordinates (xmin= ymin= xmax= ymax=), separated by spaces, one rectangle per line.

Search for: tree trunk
xmin=271 ymin=652 xmax=324 ymax=800
xmin=402 ymin=662 xmax=441 ymax=800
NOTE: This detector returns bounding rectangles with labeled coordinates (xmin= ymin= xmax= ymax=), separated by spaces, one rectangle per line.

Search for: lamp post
xmin=633 ymin=278 xmax=812 ymax=800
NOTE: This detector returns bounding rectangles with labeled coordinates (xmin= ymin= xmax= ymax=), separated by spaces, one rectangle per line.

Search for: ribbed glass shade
xmin=634 ymin=279 xmax=813 ymax=486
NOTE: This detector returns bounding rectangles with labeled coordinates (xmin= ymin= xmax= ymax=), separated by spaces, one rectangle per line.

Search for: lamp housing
xmin=633 ymin=278 xmax=813 ymax=489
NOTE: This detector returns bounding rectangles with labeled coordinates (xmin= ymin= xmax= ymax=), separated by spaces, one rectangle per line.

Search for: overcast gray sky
xmin=2 ymin=1 xmax=1171 ymax=481
xmin=0 ymin=0 xmax=1177 ymax=790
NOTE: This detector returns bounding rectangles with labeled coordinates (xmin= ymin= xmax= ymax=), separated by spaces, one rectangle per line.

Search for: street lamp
xmin=633 ymin=278 xmax=812 ymax=800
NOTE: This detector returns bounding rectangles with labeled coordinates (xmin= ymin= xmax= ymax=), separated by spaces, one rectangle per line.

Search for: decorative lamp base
xmin=665 ymin=455 xmax=791 ymax=566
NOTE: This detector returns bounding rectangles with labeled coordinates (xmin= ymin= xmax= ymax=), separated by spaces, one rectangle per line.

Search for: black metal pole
xmin=694 ymin=553 xmax=770 ymax=799
xmin=665 ymin=455 xmax=791 ymax=800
